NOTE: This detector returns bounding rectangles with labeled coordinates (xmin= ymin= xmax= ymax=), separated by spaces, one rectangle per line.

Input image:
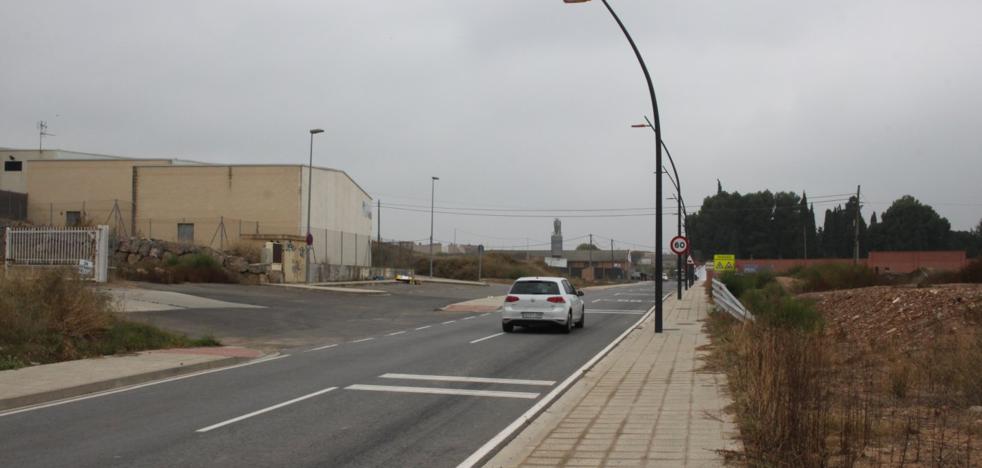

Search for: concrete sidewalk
xmin=485 ymin=282 xmax=740 ymax=467
xmin=0 ymin=347 xmax=264 ymax=411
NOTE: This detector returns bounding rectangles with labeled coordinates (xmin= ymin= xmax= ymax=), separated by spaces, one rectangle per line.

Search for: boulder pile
xmin=112 ymin=238 xmax=279 ymax=284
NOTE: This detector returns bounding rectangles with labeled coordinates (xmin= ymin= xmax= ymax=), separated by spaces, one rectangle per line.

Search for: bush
xmin=740 ymin=282 xmax=823 ymax=332
xmin=415 ymin=253 xmax=555 ymax=281
xmin=0 ymin=271 xmax=219 ymax=369
xmin=718 ymin=270 xmax=775 ymax=298
xmin=793 ymin=263 xmax=879 ymax=292
xmin=129 ymin=253 xmax=234 ymax=284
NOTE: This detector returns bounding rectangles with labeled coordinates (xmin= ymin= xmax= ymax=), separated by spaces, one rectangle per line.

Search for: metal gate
xmin=3 ymin=225 xmax=110 ymax=282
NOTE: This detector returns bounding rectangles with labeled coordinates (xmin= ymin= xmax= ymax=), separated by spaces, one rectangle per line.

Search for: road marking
xmin=457 ymin=292 xmax=672 ymax=468
xmin=415 ymin=325 xmax=432 ymax=330
xmin=346 ymin=384 xmax=539 ymax=400
xmin=380 ymin=373 xmax=554 ymax=386
xmin=586 ymin=310 xmax=646 ymax=315
xmin=0 ymin=354 xmax=290 ymax=418
xmin=469 ymin=332 xmax=505 ymax=344
xmin=461 ymin=316 xmax=476 ymax=320
xmin=480 ymin=313 xmax=490 ymax=317
xmin=441 ymin=320 xmax=456 ymax=325
xmin=304 ymin=344 xmax=338 ymax=352
xmin=196 ymin=387 xmax=337 ymax=433
xmin=350 ymin=337 xmax=374 ymax=343
xmin=386 ymin=331 xmax=406 ymax=336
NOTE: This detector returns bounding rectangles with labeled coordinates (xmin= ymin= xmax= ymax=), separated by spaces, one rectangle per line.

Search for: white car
xmin=501 ymin=277 xmax=585 ymax=333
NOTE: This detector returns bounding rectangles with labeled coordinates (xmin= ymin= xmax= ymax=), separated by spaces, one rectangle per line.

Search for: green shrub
xmin=718 ymin=271 xmax=776 ymax=298
xmin=793 ymin=263 xmax=879 ymax=292
xmin=740 ymin=282 xmax=823 ymax=332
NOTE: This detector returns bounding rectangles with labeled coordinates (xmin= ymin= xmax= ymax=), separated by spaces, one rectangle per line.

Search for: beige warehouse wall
xmin=300 ymin=166 xmax=373 ymax=266
xmin=134 ymin=165 xmax=303 ymax=245
xmin=26 ymin=159 xmax=172 ymax=228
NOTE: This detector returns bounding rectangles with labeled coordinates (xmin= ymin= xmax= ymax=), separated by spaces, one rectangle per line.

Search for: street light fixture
xmin=429 ymin=176 xmax=440 ymax=278
xmin=305 ymin=128 xmax=324 ymax=284
xmin=566 ymin=0 xmax=666 ymax=332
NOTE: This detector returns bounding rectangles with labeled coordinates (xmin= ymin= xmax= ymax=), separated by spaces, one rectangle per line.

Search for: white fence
xmin=711 ymin=278 xmax=754 ymax=322
xmin=3 ymin=225 xmax=110 ymax=282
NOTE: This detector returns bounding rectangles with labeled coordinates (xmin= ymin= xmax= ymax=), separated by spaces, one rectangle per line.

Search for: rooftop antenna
xmin=38 ymin=120 xmax=55 ymax=152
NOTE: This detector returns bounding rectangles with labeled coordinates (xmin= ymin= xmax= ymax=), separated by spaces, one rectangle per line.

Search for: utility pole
xmin=526 ymin=238 xmax=530 ymax=262
xmin=377 ymin=199 xmax=382 ymax=267
xmin=803 ymin=223 xmax=807 ymax=260
xmin=853 ymin=184 xmax=861 ymax=265
xmin=610 ymin=239 xmax=614 ymax=280
xmin=429 ymin=176 xmax=439 ymax=277
xmin=588 ymin=234 xmax=593 ymax=269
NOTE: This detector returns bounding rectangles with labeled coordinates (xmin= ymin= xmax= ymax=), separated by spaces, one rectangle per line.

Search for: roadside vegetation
xmin=707 ymin=268 xmax=982 ymax=466
xmin=0 ymin=271 xmax=219 ymax=371
xmin=414 ymin=253 xmax=555 ymax=282
xmin=119 ymin=252 xmax=235 ymax=284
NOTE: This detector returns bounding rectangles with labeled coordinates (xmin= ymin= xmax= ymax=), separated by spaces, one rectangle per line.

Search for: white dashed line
xmin=350 ymin=337 xmax=374 ymax=343
xmin=304 ymin=344 xmax=338 ymax=352
xmin=415 ymin=325 xmax=432 ymax=330
xmin=196 ymin=387 xmax=337 ymax=433
xmin=470 ymin=333 xmax=505 ymax=344
xmin=441 ymin=320 xmax=456 ymax=325
xmin=461 ymin=316 xmax=476 ymax=320
xmin=386 ymin=331 xmax=406 ymax=336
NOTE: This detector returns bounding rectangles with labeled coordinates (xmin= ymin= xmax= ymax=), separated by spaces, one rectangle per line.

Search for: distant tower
xmin=551 ymin=218 xmax=563 ymax=258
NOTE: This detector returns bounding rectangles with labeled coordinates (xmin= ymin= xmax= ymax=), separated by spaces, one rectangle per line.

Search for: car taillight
xmin=505 ymin=296 xmax=519 ymax=303
xmin=547 ymin=296 xmax=566 ymax=304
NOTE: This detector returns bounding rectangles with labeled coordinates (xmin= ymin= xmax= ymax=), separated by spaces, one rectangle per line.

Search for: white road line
xmin=469 ymin=332 xmax=505 ymax=344
xmin=0 ymin=354 xmax=290 ymax=418
xmin=415 ymin=325 xmax=432 ymax=330
xmin=386 ymin=331 xmax=407 ymax=336
xmin=461 ymin=316 xmax=476 ymax=320
xmin=480 ymin=313 xmax=490 ymax=317
xmin=350 ymin=337 xmax=374 ymax=343
xmin=380 ymin=373 xmax=554 ymax=386
xmin=586 ymin=310 xmax=646 ymax=315
xmin=346 ymin=384 xmax=539 ymax=400
xmin=441 ymin=320 xmax=456 ymax=325
xmin=196 ymin=387 xmax=337 ymax=433
xmin=304 ymin=344 xmax=338 ymax=352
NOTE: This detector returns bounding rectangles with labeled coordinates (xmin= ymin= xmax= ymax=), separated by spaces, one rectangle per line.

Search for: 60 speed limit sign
xmin=670 ymin=236 xmax=690 ymax=255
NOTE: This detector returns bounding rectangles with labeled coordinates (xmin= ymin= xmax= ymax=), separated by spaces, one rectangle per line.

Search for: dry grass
xmin=705 ymin=280 xmax=982 ymax=467
xmin=0 ymin=270 xmax=219 ymax=369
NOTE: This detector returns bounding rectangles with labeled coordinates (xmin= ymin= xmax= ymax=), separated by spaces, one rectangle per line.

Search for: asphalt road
xmin=0 ymin=281 xmax=675 ymax=468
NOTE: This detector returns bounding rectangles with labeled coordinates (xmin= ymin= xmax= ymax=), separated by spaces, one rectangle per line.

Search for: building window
xmin=178 ymin=223 xmax=195 ymax=243
xmin=66 ymin=211 xmax=82 ymax=226
xmin=4 ymin=161 xmax=22 ymax=172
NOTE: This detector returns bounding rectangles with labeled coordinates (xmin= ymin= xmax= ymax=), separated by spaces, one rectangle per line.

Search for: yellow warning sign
xmin=713 ymin=254 xmax=736 ymax=272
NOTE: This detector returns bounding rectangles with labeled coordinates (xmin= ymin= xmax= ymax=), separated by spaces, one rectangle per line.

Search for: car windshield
xmin=510 ymin=281 xmax=560 ymax=295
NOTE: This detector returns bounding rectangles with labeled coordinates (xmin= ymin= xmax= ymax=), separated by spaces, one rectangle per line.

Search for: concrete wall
xmin=736 ymin=258 xmax=861 ymax=273
xmin=301 ymin=166 xmax=373 ymax=267
xmin=134 ymin=165 xmax=304 ymax=246
xmin=25 ymin=159 xmax=173 ymax=228
xmin=868 ymin=251 xmax=967 ymax=274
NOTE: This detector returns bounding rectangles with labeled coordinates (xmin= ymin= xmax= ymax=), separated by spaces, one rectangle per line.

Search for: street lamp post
xmin=305 ymin=128 xmax=325 ymax=283
xmin=637 ymin=116 xmax=683 ymax=300
xmin=566 ymin=0 xmax=665 ymax=332
xmin=429 ymin=176 xmax=439 ymax=277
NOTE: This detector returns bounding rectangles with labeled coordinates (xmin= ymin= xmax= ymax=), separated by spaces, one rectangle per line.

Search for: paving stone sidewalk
xmin=486 ymin=282 xmax=740 ymax=467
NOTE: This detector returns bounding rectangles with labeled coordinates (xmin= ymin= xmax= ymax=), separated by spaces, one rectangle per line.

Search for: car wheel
xmin=502 ymin=322 xmax=514 ymax=333
xmin=575 ymin=309 xmax=585 ymax=329
xmin=560 ymin=311 xmax=572 ymax=334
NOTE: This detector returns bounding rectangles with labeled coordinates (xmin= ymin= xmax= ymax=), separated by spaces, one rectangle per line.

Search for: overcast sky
xmin=2 ymin=1 xmax=980 ymax=250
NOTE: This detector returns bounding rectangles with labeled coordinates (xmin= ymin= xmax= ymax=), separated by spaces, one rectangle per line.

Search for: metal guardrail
xmin=711 ymin=278 xmax=754 ymax=322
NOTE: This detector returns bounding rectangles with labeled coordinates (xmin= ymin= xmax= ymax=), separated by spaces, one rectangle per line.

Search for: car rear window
xmin=510 ymin=281 xmax=560 ymax=295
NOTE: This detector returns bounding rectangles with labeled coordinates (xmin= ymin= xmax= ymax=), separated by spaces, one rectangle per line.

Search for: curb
xmin=458 ymin=292 xmax=673 ymax=467
xmin=0 ymin=355 xmax=254 ymax=412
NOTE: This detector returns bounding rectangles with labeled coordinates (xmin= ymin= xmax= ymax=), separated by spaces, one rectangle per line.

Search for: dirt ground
xmin=800 ymin=283 xmax=982 ymax=352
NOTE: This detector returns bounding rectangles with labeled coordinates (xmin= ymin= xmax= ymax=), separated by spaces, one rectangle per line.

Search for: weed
xmin=793 ymin=263 xmax=880 ymax=292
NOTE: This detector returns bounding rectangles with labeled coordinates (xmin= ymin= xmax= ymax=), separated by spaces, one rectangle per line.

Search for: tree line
xmin=685 ymin=188 xmax=981 ymax=260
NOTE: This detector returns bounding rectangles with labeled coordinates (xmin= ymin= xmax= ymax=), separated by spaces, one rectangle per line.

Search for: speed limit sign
xmin=670 ymin=236 xmax=689 ymax=256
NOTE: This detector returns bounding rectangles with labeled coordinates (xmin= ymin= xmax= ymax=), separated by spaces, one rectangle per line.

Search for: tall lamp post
xmin=566 ymin=0 xmax=665 ymax=332
xmin=636 ymin=116 xmax=683 ymax=300
xmin=305 ymin=128 xmax=325 ymax=283
xmin=429 ymin=176 xmax=439 ymax=277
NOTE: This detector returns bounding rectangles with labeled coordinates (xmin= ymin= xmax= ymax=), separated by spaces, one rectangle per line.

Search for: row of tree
xmin=685 ymin=189 xmax=981 ymax=260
